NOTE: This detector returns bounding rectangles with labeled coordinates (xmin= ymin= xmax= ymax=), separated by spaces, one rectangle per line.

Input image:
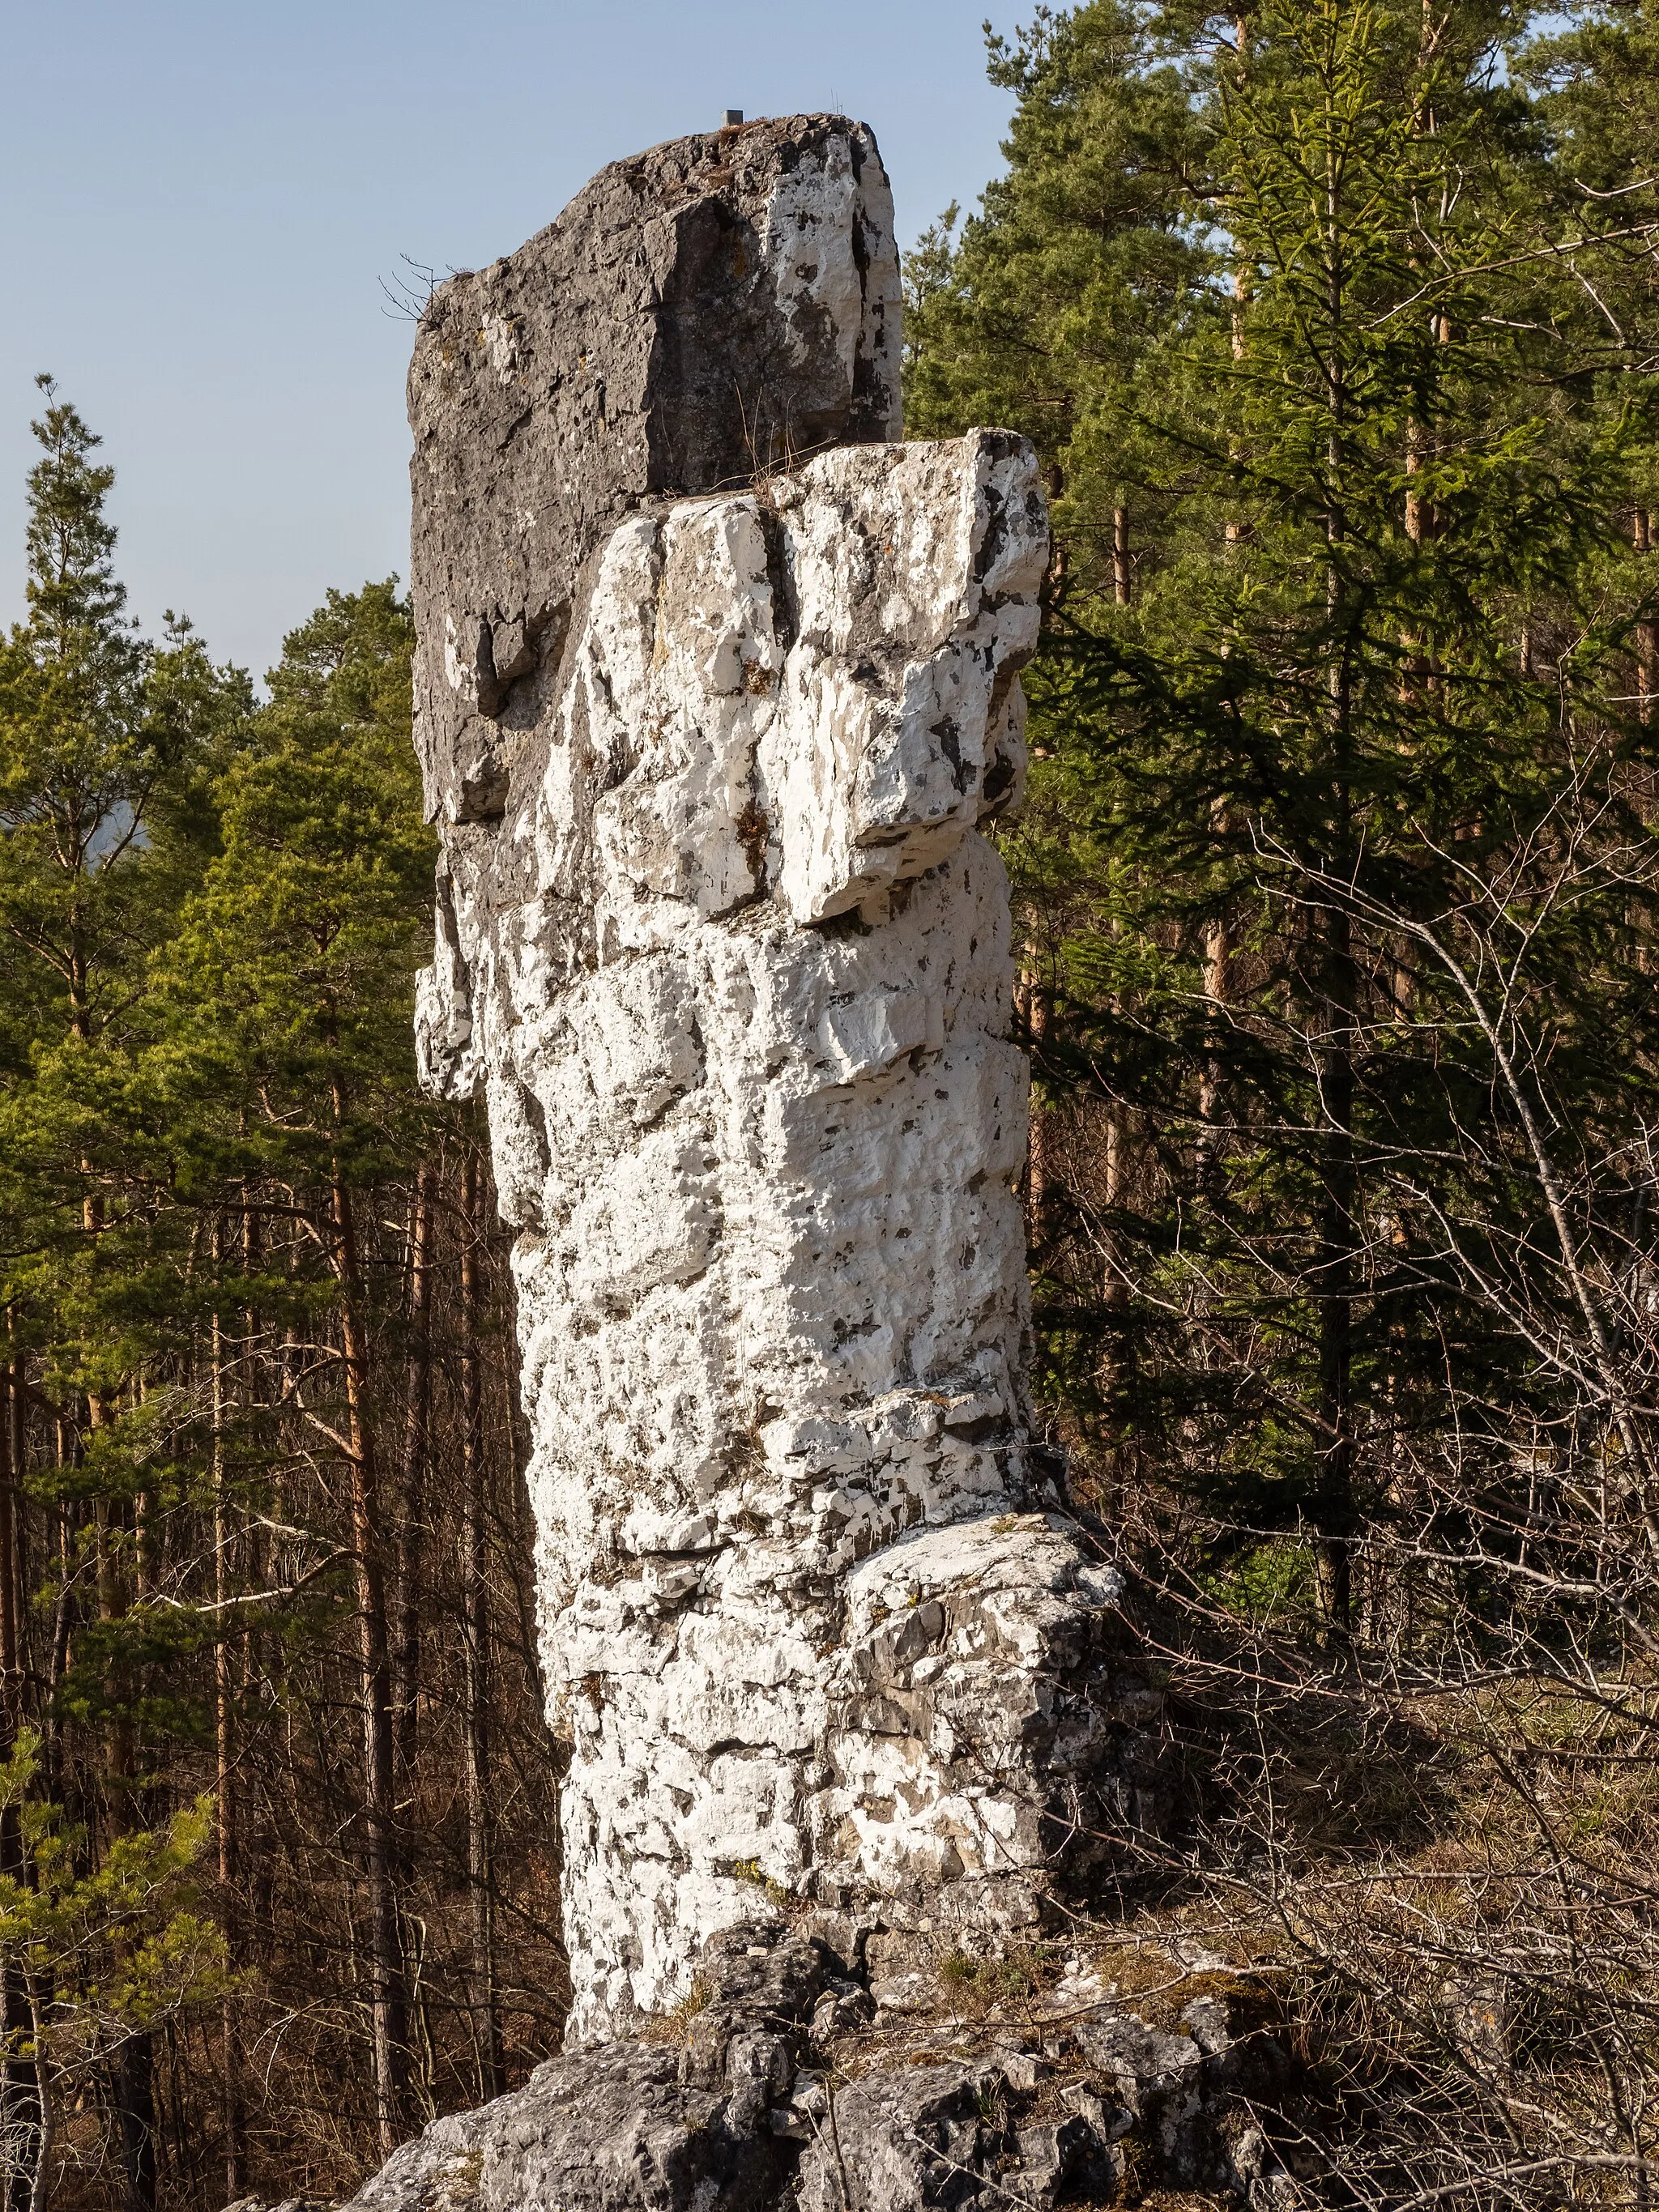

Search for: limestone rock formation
xmin=409 ymin=116 xmax=1130 ymax=2052
xmin=327 ymin=1923 xmax=1295 ymax=2212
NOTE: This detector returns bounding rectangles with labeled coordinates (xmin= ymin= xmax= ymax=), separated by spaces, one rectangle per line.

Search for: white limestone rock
xmin=416 ymin=426 xmax=1131 ymax=2044
xmin=407 ymin=119 xmax=1131 ymax=2051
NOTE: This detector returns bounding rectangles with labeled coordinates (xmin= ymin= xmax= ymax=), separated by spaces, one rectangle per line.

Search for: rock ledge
xmin=271 ymin=1922 xmax=1298 ymax=2211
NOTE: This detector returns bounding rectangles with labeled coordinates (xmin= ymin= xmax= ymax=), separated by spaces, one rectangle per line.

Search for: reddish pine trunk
xmin=460 ymin=1154 xmax=502 ymax=2099
xmin=393 ymin=1158 xmax=437 ymax=1788
xmin=330 ymin=1115 xmax=408 ymax=2157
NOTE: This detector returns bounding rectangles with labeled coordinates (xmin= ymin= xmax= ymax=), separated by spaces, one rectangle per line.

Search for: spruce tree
xmin=906 ymin=0 xmax=1214 ymax=608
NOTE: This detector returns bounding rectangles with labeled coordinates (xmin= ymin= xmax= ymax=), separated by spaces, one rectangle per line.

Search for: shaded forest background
xmin=0 ymin=420 xmax=561 ymax=2206
xmin=3 ymin=2 xmax=1659 ymax=2206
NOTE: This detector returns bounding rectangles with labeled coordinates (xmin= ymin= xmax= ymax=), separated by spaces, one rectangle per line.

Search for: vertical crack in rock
xmin=408 ymin=116 xmax=1128 ymax=2052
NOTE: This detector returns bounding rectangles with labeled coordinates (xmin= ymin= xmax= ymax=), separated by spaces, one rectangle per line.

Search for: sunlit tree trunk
xmin=393 ymin=1158 xmax=436 ymax=1792
xmin=0 ymin=1356 xmax=38 ymax=2212
xmin=460 ymin=1153 xmax=502 ymax=2100
xmin=1017 ymin=944 xmax=1051 ymax=1247
xmin=211 ymin=1227 xmax=245 ymax=2202
xmin=329 ymin=1087 xmax=407 ymax=2158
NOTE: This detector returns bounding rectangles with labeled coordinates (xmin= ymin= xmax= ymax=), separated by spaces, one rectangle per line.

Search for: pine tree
xmin=0 ymin=381 xmax=251 ymax=2210
xmin=0 ymin=390 xmax=561 ymax=2204
xmin=906 ymin=1 xmax=1213 ymax=610
xmin=0 ymin=378 xmax=150 ymax=1053
xmin=157 ymin=582 xmax=440 ymax=2158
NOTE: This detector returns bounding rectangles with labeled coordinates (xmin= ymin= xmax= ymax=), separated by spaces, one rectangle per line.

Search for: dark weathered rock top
xmin=407 ymin=114 xmax=902 ymax=827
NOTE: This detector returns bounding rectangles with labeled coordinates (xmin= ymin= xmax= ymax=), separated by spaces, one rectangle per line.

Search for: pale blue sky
xmin=0 ymin=0 xmax=1021 ymax=680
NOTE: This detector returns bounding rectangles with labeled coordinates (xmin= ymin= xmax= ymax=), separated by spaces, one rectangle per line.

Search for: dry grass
xmin=638 ymin=1975 xmax=714 ymax=2048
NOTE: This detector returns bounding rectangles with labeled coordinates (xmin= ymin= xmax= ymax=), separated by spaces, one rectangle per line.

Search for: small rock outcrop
xmin=408 ymin=113 xmax=1138 ymax=2051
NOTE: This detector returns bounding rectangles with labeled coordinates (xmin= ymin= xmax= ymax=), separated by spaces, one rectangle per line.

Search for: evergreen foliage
xmin=910 ymin=0 xmax=1659 ymax=1589
xmin=0 ymin=390 xmax=559 ymax=2209
xmin=909 ymin=8 xmax=1659 ymax=2197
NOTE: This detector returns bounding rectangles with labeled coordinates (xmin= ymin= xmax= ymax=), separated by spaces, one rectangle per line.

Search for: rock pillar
xmin=409 ymin=116 xmax=1122 ymax=2044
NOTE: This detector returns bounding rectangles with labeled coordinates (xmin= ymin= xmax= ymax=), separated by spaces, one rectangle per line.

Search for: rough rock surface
xmin=339 ymin=1930 xmax=825 ymax=2212
xmin=321 ymin=1924 xmax=1294 ymax=2212
xmin=408 ymin=113 xmax=902 ymax=832
xmin=410 ymin=115 xmax=1138 ymax=2050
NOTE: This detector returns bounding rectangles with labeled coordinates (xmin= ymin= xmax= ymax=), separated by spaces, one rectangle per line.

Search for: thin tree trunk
xmin=1196 ymin=899 xmax=1231 ymax=1191
xmin=1209 ymin=88 xmax=1249 ymax=1182
xmin=1636 ymin=508 xmax=1655 ymax=727
xmin=393 ymin=1160 xmax=436 ymax=1791
xmin=0 ymin=1361 xmax=39 ymax=2212
xmin=1316 ymin=109 xmax=1356 ymax=1644
xmin=1044 ymin=462 xmax=1067 ymax=599
xmin=110 ymin=2040 xmax=156 ymax=2212
xmin=43 ymin=1418 xmax=75 ymax=1808
xmin=1018 ymin=946 xmax=1051 ymax=1246
xmin=85 ymin=1381 xmax=156 ymax=2210
xmin=87 ymin=1387 xmax=133 ymax=1818
xmin=329 ymin=1107 xmax=408 ymax=2159
xmin=460 ymin=1154 xmax=502 ymax=2101
xmin=23 ymin=1981 xmax=49 ymax=2212
xmin=0 ymin=1365 xmax=20 ymax=1730
xmin=5 ymin=1340 xmax=21 ymax=1692
xmin=1315 ymin=907 xmax=1357 ymax=1637
xmin=211 ymin=1232 xmax=245 ymax=2203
